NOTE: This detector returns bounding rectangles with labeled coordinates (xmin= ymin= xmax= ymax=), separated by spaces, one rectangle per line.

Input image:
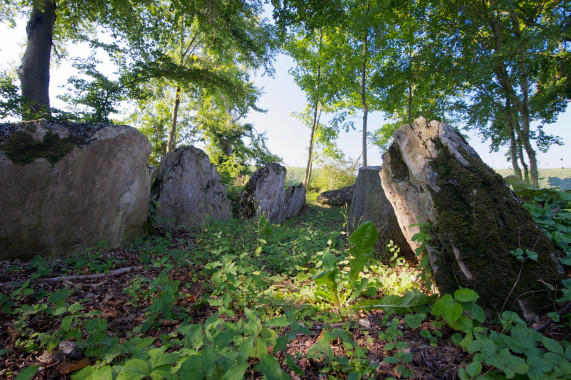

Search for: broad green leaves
xmin=313 ymin=221 xmax=377 ymax=308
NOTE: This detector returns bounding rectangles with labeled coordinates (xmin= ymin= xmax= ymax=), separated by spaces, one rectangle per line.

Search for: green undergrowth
xmin=1 ymin=196 xmax=571 ymax=379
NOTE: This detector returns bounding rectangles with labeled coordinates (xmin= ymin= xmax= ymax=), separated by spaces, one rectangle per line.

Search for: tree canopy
xmin=1 ymin=0 xmax=568 ymax=185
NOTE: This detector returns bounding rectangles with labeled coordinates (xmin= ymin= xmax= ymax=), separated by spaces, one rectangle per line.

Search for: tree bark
xmin=18 ymin=0 xmax=56 ymax=120
xmin=508 ymin=124 xmax=522 ymax=180
xmin=360 ymin=31 xmax=369 ymax=167
xmin=167 ymin=86 xmax=181 ymax=153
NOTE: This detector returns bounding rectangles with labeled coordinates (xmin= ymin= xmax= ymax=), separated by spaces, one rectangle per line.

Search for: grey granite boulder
xmin=151 ymin=146 xmax=232 ymax=229
xmin=0 ymin=120 xmax=151 ymax=260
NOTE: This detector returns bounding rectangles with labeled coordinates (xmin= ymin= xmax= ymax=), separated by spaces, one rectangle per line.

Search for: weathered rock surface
xmin=239 ymin=163 xmax=305 ymax=223
xmin=285 ymin=184 xmax=306 ymax=219
xmin=348 ymin=167 xmax=414 ymax=261
xmin=380 ymin=117 xmax=563 ymax=319
xmin=317 ymin=185 xmax=354 ymax=206
xmin=0 ymin=120 xmax=151 ymax=260
xmin=151 ymin=146 xmax=232 ymax=229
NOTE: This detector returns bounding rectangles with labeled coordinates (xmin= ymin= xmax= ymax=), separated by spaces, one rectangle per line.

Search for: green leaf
xmin=467 ymin=338 xmax=497 ymax=356
xmin=222 ymin=362 xmax=250 ymax=380
xmin=403 ymin=313 xmax=426 ymax=329
xmin=121 ymin=359 xmax=151 ymax=378
xmin=382 ymin=356 xmax=399 ymax=364
xmin=542 ymin=336 xmax=564 ymax=356
xmin=14 ymin=365 xmax=39 ymax=380
xmin=526 ymin=356 xmax=553 ymax=380
xmin=61 ymin=315 xmax=73 ymax=332
xmin=431 ymin=294 xmax=463 ymax=323
xmin=49 ymin=288 xmax=73 ymax=304
xmin=148 ymin=347 xmax=179 ymax=369
xmin=465 ymin=361 xmax=482 ymax=377
xmin=255 ymin=353 xmax=290 ymax=380
xmin=238 ymin=337 xmax=255 ymax=362
xmin=177 ymin=324 xmax=203 ymax=349
xmin=449 ymin=315 xmax=473 ymax=331
xmin=348 ymin=221 xmax=378 ymax=286
xmin=355 ymin=290 xmax=436 ymax=314
xmin=263 ymin=315 xmax=290 ymax=327
xmin=454 ymin=288 xmax=479 ymax=303
xmin=68 ymin=303 xmax=85 ymax=313
xmin=53 ymin=306 xmax=68 ymax=316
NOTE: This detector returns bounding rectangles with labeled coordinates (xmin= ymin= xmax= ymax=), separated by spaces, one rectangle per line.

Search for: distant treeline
xmin=496 ymin=168 xmax=571 ymax=191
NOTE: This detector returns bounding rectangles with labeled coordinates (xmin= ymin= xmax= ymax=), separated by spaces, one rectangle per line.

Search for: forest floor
xmin=0 ymin=200 xmax=569 ymax=379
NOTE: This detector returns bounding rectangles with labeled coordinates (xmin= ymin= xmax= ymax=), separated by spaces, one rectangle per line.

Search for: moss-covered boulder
xmin=348 ymin=166 xmax=414 ymax=261
xmin=151 ymin=146 xmax=232 ymax=229
xmin=0 ymin=120 xmax=151 ymax=260
xmin=380 ymin=117 xmax=564 ymax=320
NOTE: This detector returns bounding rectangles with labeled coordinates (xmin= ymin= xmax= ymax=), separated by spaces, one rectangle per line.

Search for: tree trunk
xmin=167 ymin=86 xmax=181 ymax=153
xmin=304 ymin=31 xmax=323 ymax=188
xmin=503 ymin=99 xmax=522 ymax=180
xmin=18 ymin=0 xmax=56 ymax=120
xmin=304 ymin=101 xmax=319 ymax=188
xmin=508 ymin=123 xmax=522 ymax=180
xmin=407 ymin=83 xmax=412 ymax=122
xmin=360 ymin=31 xmax=369 ymax=167
xmin=518 ymin=142 xmax=530 ymax=183
xmin=488 ymin=4 xmax=539 ymax=186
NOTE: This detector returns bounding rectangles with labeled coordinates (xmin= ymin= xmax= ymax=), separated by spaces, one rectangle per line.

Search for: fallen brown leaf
xmin=58 ymin=357 xmax=90 ymax=375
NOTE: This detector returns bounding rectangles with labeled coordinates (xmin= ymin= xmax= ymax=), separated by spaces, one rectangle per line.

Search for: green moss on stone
xmin=3 ymin=130 xmax=75 ymax=165
xmin=427 ymin=140 xmax=562 ymax=316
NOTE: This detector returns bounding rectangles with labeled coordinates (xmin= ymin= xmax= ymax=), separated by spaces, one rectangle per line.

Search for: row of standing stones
xmin=0 ymin=120 xmax=305 ymax=261
xmin=0 ymin=117 xmax=564 ymax=319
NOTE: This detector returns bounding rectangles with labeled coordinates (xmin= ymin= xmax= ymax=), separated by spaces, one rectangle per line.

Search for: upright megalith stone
xmin=239 ymin=163 xmax=305 ymax=223
xmin=0 ymin=120 xmax=151 ymax=260
xmin=151 ymin=146 xmax=231 ymax=229
xmin=348 ymin=167 xmax=414 ymax=261
xmin=380 ymin=117 xmax=563 ymax=319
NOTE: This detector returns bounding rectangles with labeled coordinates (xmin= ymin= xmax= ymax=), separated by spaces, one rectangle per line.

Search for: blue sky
xmin=1 ymin=21 xmax=569 ymax=169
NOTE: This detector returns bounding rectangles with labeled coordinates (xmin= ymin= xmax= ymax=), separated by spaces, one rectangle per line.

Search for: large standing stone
xmin=380 ymin=117 xmax=563 ymax=319
xmin=239 ymin=163 xmax=305 ymax=223
xmin=0 ymin=120 xmax=151 ymax=260
xmin=151 ymin=146 xmax=231 ymax=229
xmin=348 ymin=167 xmax=414 ymax=261
xmin=317 ymin=185 xmax=354 ymax=207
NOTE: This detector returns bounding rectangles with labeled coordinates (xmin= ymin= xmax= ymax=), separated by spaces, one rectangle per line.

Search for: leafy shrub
xmin=310 ymin=158 xmax=356 ymax=192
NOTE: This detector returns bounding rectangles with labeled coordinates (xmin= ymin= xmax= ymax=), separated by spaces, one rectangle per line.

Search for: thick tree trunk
xmin=18 ymin=0 xmax=56 ymax=120
xmin=167 ymin=86 xmax=181 ymax=153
